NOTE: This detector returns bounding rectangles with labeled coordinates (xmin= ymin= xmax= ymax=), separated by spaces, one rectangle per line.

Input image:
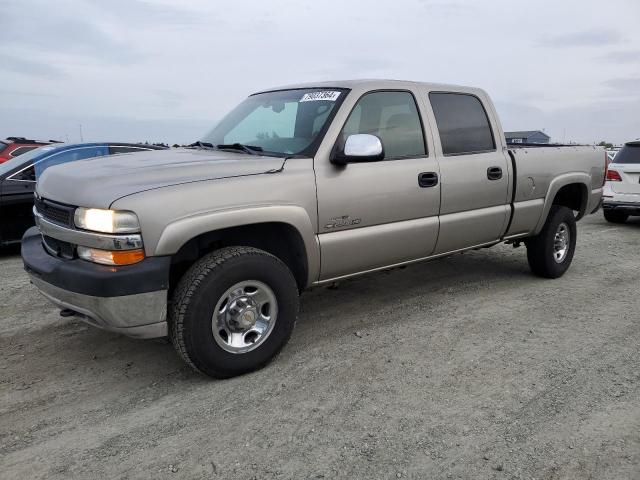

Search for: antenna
xmin=79 ymin=124 xmax=84 ymax=142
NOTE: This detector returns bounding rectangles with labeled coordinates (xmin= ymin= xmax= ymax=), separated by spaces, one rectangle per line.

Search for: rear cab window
xmin=429 ymin=92 xmax=496 ymax=155
xmin=613 ymin=143 xmax=640 ymax=164
xmin=0 ymin=141 xmax=7 ymax=154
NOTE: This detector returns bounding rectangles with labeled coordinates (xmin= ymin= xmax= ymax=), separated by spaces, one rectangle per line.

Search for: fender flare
xmin=154 ymin=205 xmax=320 ymax=286
xmin=534 ymin=173 xmax=590 ymax=234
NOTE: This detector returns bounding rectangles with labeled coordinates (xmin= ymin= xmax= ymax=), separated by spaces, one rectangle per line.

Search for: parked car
xmin=0 ymin=137 xmax=60 ymax=163
xmin=602 ymin=140 xmax=640 ymax=223
xmin=22 ymin=80 xmax=605 ymax=378
xmin=0 ymin=142 xmax=166 ymax=245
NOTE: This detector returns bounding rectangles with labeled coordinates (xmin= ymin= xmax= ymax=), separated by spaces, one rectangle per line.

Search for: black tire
xmin=603 ymin=210 xmax=628 ymax=224
xmin=169 ymin=246 xmax=299 ymax=378
xmin=525 ymin=205 xmax=577 ymax=279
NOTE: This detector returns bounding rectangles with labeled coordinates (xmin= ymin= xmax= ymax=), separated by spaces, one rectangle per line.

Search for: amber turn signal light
xmin=77 ymin=246 xmax=145 ymax=266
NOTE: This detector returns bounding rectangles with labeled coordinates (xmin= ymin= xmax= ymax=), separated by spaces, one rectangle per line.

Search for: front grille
xmin=35 ymin=197 xmax=75 ymax=227
xmin=42 ymin=235 xmax=75 ymax=259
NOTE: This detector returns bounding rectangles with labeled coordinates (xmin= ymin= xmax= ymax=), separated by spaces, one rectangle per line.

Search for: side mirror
xmin=331 ymin=134 xmax=384 ymax=165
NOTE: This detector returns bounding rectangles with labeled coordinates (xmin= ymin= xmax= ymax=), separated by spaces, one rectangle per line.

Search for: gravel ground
xmin=1 ymin=212 xmax=639 ymax=479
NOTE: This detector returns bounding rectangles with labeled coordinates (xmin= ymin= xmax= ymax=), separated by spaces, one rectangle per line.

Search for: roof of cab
xmin=254 ymin=79 xmax=485 ymax=96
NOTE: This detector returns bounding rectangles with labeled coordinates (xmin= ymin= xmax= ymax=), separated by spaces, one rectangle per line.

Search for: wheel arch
xmin=155 ymin=206 xmax=319 ymax=293
xmin=534 ymin=174 xmax=590 ymax=234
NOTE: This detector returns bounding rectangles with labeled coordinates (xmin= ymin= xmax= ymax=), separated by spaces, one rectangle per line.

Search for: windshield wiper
xmin=216 ymin=143 xmax=263 ymax=155
xmin=189 ymin=141 xmax=216 ymax=149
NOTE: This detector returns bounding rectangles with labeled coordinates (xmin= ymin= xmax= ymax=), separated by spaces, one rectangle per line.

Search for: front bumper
xmin=21 ymin=227 xmax=170 ymax=338
xmin=602 ymin=201 xmax=640 ymax=216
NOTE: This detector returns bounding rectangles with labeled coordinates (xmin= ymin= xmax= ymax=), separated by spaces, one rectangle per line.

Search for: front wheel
xmin=169 ymin=246 xmax=299 ymax=378
xmin=525 ymin=205 xmax=577 ymax=279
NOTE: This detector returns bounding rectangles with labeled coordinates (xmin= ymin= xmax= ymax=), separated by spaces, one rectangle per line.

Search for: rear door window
xmin=429 ymin=92 xmax=496 ymax=155
xmin=613 ymin=144 xmax=640 ymax=164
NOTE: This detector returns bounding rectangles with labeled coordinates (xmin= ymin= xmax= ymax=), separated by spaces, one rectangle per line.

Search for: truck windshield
xmin=613 ymin=143 xmax=640 ymax=164
xmin=200 ymin=88 xmax=347 ymax=157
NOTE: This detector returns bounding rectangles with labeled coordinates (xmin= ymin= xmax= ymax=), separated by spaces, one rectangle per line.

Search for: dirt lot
xmin=1 ymin=212 xmax=639 ymax=479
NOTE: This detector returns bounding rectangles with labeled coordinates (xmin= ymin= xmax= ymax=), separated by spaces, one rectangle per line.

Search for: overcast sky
xmin=1 ymin=0 xmax=639 ymax=145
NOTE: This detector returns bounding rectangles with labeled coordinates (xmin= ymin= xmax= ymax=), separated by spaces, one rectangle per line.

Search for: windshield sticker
xmin=300 ymin=91 xmax=341 ymax=102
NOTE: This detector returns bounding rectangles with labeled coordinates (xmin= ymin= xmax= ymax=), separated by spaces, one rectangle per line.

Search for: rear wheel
xmin=525 ymin=205 xmax=577 ymax=279
xmin=603 ymin=210 xmax=628 ymax=224
xmin=169 ymin=246 xmax=299 ymax=378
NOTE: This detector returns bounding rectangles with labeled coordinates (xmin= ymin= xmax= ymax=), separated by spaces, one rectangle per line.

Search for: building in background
xmin=505 ymin=130 xmax=550 ymax=144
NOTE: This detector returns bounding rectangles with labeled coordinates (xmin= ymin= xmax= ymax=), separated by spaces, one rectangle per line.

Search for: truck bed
xmin=504 ymin=144 xmax=606 ymax=238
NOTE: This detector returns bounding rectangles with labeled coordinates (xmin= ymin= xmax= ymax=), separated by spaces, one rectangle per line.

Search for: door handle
xmin=487 ymin=166 xmax=503 ymax=180
xmin=418 ymin=172 xmax=438 ymax=188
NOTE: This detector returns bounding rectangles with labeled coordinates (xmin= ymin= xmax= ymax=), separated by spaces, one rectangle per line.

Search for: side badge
xmin=325 ymin=215 xmax=362 ymax=229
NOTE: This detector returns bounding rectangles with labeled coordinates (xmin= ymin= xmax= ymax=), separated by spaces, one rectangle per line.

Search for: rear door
xmin=609 ymin=143 xmax=640 ymax=197
xmin=425 ymin=91 xmax=510 ymax=254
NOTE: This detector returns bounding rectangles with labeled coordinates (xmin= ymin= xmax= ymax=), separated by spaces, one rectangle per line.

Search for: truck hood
xmin=36 ymin=148 xmax=286 ymax=208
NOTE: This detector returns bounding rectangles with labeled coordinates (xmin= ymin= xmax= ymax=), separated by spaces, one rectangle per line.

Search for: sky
xmin=0 ymin=0 xmax=639 ymax=145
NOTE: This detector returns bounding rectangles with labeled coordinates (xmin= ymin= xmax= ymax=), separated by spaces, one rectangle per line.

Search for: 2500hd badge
xmin=324 ymin=215 xmax=362 ymax=229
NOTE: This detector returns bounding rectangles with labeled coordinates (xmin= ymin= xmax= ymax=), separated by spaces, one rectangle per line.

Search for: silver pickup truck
xmin=22 ymin=80 xmax=605 ymax=378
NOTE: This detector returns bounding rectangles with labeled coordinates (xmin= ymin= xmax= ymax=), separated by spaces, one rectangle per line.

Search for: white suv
xmin=603 ymin=140 xmax=640 ymax=223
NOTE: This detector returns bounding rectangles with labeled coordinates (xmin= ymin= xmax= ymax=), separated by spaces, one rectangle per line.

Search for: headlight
xmin=74 ymin=208 xmax=140 ymax=233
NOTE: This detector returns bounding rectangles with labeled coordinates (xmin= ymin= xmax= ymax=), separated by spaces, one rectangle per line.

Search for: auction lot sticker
xmin=300 ymin=91 xmax=341 ymax=102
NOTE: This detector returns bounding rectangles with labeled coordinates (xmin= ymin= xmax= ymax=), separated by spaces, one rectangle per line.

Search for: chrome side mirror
xmin=332 ymin=134 xmax=384 ymax=165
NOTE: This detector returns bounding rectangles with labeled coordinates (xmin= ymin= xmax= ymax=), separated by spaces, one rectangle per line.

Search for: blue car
xmin=0 ymin=142 xmax=166 ymax=245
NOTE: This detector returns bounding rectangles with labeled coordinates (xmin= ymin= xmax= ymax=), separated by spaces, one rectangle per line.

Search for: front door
xmin=314 ymin=89 xmax=441 ymax=280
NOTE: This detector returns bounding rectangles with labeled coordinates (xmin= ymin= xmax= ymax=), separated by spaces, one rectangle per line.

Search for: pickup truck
xmin=22 ymin=80 xmax=605 ymax=378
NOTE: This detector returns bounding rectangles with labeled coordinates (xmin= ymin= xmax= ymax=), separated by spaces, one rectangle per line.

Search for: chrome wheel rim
xmin=212 ymin=280 xmax=278 ymax=354
xmin=553 ymin=222 xmax=570 ymax=263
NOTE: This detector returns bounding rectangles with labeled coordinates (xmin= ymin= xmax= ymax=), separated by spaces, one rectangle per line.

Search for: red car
xmin=0 ymin=137 xmax=59 ymax=163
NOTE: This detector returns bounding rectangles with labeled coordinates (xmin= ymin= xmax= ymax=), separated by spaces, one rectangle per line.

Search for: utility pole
xmin=79 ymin=124 xmax=84 ymax=142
